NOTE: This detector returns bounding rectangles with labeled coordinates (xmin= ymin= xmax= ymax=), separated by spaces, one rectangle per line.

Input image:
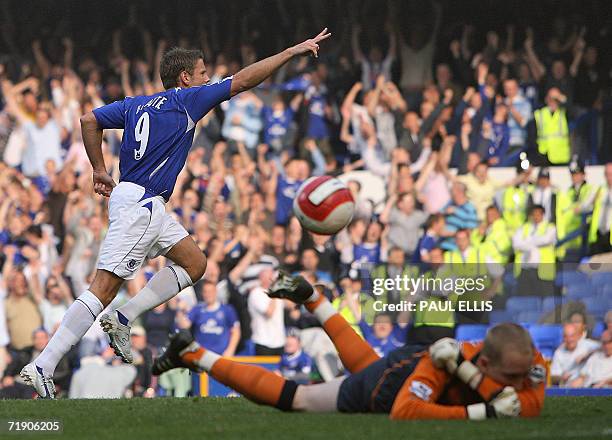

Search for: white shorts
xmin=97 ymin=182 xmax=189 ymax=280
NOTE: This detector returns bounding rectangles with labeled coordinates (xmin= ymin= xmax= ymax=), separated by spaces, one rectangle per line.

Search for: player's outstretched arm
xmin=80 ymin=112 xmax=116 ymax=197
xmin=230 ymin=28 xmax=331 ymax=97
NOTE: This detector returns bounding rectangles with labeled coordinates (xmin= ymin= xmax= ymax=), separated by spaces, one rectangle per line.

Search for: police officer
xmin=528 ymin=168 xmax=557 ymax=224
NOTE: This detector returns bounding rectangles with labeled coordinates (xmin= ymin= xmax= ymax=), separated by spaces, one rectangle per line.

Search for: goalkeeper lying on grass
xmin=153 ymin=273 xmax=545 ymax=420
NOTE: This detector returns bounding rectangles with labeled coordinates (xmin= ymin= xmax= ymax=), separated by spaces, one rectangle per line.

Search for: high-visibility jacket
xmin=588 ymin=186 xmax=612 ymax=245
xmin=413 ymin=269 xmax=457 ymax=329
xmin=534 ymin=107 xmax=571 ymax=164
xmin=443 ymin=247 xmax=485 ymax=276
xmin=556 ymin=182 xmax=595 ymax=256
xmin=443 ymin=246 xmax=493 ymax=304
xmin=370 ymin=264 xmax=420 ymax=303
xmin=364 ymin=264 xmax=420 ymax=324
xmin=471 ymin=218 xmax=512 ymax=264
xmin=333 ymin=295 xmax=366 ymax=337
xmin=514 ymin=221 xmax=556 ymax=281
xmin=502 ymin=185 xmax=533 ymax=233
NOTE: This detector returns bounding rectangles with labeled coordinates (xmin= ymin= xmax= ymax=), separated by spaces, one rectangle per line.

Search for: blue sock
xmin=116 ymin=310 xmax=130 ymax=326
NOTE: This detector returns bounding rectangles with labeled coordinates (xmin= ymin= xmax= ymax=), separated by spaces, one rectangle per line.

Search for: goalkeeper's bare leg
xmin=153 ymin=329 xmax=343 ymax=411
xmin=152 ymin=272 xmax=380 ymax=412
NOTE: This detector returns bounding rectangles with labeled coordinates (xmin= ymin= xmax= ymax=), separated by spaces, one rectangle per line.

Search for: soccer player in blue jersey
xmin=20 ymin=28 xmax=332 ymax=398
xmin=180 ymin=281 xmax=240 ymax=356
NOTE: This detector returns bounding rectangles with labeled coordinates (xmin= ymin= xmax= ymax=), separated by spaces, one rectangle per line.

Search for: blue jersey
xmin=520 ymin=81 xmax=539 ymax=110
xmin=262 ymin=107 xmax=295 ymax=146
xmin=358 ymin=320 xmax=406 ymax=357
xmin=188 ymin=302 xmax=238 ymax=354
xmin=92 ymin=78 xmax=232 ymax=202
xmin=486 ymin=120 xmax=510 ymax=161
xmin=353 ymin=243 xmax=381 ymax=266
xmin=305 ymin=85 xmax=329 ymax=139
xmin=276 ymin=176 xmax=303 ymax=225
xmin=412 ymin=233 xmax=438 ymax=265
xmin=279 ymin=350 xmax=312 ymax=379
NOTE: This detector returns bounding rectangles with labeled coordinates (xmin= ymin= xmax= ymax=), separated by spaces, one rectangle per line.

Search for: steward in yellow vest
xmin=557 ymin=161 xmax=597 ymax=259
xmin=369 ymin=247 xmax=420 ymax=321
xmin=471 ymin=205 xmax=511 ymax=264
xmin=409 ymin=247 xmax=457 ymax=345
xmin=444 ymin=229 xmax=499 ymax=323
xmin=333 ymin=278 xmax=370 ymax=337
xmin=534 ymin=88 xmax=571 ymax=165
xmin=588 ymin=164 xmax=612 ymax=255
xmin=501 ymin=162 xmax=533 ymax=233
xmin=512 ymin=205 xmax=557 ymax=296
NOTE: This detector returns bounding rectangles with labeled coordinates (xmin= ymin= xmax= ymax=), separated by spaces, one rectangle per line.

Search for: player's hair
xmin=481 ymin=323 xmax=534 ymax=365
xmin=160 ymin=47 xmax=205 ymax=89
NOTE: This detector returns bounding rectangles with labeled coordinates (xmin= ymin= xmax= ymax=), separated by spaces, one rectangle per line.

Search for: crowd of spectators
xmin=1 ymin=0 xmax=612 ymax=397
xmin=550 ymin=312 xmax=612 ymax=388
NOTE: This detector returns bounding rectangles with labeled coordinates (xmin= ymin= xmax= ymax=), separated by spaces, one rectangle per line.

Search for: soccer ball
xmin=293 ymin=176 xmax=355 ymax=235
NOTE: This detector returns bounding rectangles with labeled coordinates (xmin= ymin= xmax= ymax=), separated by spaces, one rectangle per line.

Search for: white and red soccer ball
xmin=293 ymin=176 xmax=355 ymax=235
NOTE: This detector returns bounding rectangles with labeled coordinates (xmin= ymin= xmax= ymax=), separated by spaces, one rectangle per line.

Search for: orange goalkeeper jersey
xmin=389 ymin=342 xmax=546 ymax=420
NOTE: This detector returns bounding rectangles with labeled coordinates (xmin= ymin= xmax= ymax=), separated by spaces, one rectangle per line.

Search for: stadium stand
xmin=455 ymin=324 xmax=489 ymax=342
xmin=0 ymin=0 xmax=611 ymax=398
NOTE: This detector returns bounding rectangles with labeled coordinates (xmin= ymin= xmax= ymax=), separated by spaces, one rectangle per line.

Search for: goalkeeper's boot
xmin=152 ymin=330 xmax=203 ymax=375
xmin=266 ymin=270 xmax=313 ymax=304
xmin=20 ymin=363 xmax=56 ymax=399
xmin=100 ymin=311 xmax=133 ymax=363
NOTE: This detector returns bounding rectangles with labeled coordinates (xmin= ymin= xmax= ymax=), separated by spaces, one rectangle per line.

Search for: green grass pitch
xmin=1 ymin=397 xmax=611 ymax=440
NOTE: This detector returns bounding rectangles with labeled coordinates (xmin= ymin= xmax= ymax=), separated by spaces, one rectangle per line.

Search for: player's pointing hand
xmin=93 ymin=170 xmax=116 ymax=197
xmin=289 ymin=28 xmax=332 ymax=58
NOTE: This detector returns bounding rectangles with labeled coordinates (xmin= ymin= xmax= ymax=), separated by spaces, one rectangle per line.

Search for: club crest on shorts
xmin=126 ymin=259 xmax=138 ymax=271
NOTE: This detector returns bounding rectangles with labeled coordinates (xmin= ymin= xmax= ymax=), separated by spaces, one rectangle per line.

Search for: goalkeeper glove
xmin=429 ymin=337 xmax=482 ymax=389
xmin=466 ymin=386 xmax=521 ymax=420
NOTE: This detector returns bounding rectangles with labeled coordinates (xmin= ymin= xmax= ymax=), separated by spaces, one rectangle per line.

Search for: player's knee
xmin=186 ymin=252 xmax=207 ymax=283
xmin=89 ymin=270 xmax=123 ymax=306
